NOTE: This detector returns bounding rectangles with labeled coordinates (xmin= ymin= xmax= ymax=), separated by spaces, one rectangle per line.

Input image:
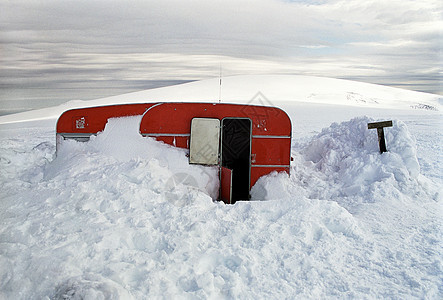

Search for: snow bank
xmin=301 ymin=117 xmax=423 ymax=199
xmin=53 ymin=116 xmax=219 ymax=202
xmin=1 ymin=116 xmax=442 ymax=299
xmin=253 ymin=117 xmax=440 ymax=206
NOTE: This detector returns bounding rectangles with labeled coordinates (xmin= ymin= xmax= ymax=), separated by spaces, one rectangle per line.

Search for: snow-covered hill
xmin=0 ymin=75 xmax=441 ymax=125
xmin=0 ymin=76 xmax=442 ymax=299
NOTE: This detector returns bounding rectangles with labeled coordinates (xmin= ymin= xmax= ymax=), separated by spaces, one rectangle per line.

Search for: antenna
xmin=218 ymin=64 xmax=222 ymax=103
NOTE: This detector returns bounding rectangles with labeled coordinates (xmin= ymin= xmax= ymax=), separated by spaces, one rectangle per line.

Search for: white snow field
xmin=0 ymin=75 xmax=442 ymax=299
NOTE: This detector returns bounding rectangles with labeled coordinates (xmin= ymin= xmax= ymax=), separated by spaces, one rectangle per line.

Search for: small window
xmin=189 ymin=118 xmax=220 ymax=165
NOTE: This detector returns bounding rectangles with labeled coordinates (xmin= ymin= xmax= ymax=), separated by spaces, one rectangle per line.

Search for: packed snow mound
xmin=252 ymin=117 xmax=440 ymax=208
xmin=52 ymin=116 xmax=219 ymax=202
xmin=303 ymin=117 xmax=420 ymax=183
xmin=0 ymin=75 xmax=441 ymax=124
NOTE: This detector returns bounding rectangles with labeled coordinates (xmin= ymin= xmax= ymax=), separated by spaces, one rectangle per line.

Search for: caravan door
xmin=221 ymin=118 xmax=252 ymax=203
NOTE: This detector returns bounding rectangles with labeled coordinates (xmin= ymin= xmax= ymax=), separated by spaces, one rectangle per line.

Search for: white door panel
xmin=189 ymin=118 xmax=220 ymax=165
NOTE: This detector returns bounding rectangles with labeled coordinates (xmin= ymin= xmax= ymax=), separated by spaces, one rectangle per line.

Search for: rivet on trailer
xmin=56 ymin=102 xmax=292 ymax=204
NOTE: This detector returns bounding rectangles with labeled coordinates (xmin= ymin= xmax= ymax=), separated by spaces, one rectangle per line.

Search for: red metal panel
xmin=173 ymin=136 xmax=189 ymax=148
xmin=151 ymin=136 xmax=174 ymax=146
xmin=57 ymin=103 xmax=157 ymax=134
xmin=145 ymin=136 xmax=189 ymax=148
xmin=251 ymin=138 xmax=291 ymax=166
xmin=221 ymin=167 xmax=233 ymax=204
xmin=140 ymin=102 xmax=292 ymax=185
xmin=139 ymin=103 xmax=291 ymax=137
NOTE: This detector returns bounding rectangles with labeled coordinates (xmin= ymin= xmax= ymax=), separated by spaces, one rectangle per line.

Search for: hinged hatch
xmin=189 ymin=118 xmax=220 ymax=165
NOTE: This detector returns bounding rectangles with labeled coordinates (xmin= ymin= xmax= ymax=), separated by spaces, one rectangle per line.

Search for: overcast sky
xmin=0 ymin=0 xmax=441 ymax=112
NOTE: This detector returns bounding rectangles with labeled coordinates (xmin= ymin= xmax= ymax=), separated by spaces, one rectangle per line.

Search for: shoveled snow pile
xmin=53 ymin=117 xmax=219 ymax=202
xmin=254 ymin=117 xmax=434 ymax=203
xmin=0 ymin=114 xmax=441 ymax=299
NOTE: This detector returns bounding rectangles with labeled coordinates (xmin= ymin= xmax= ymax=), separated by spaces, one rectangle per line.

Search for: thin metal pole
xmin=219 ymin=64 xmax=222 ymax=103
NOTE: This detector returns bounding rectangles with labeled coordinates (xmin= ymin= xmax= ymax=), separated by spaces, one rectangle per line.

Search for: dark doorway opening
xmin=221 ymin=118 xmax=251 ymax=203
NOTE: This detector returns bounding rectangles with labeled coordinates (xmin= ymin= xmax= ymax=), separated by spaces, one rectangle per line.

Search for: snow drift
xmin=1 ymin=113 xmax=441 ymax=299
xmin=253 ymin=117 xmax=440 ymax=205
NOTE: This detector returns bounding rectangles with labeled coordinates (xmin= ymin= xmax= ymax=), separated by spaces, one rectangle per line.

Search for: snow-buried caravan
xmin=57 ymin=103 xmax=292 ymax=204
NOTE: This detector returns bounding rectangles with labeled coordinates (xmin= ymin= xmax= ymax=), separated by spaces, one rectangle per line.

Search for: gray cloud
xmin=0 ymin=0 xmax=441 ymax=112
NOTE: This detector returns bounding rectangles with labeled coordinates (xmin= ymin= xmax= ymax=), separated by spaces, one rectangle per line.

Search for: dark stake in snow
xmin=368 ymin=120 xmax=393 ymax=153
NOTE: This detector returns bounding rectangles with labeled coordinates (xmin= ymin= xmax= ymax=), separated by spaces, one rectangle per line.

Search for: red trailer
xmin=56 ymin=102 xmax=292 ymax=204
xmin=56 ymin=103 xmax=156 ymax=148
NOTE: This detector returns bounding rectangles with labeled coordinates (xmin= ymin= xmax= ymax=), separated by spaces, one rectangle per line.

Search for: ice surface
xmin=0 ymin=76 xmax=442 ymax=299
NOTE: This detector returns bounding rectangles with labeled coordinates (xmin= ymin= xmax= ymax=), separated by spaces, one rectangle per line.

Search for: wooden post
xmin=368 ymin=121 xmax=393 ymax=153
